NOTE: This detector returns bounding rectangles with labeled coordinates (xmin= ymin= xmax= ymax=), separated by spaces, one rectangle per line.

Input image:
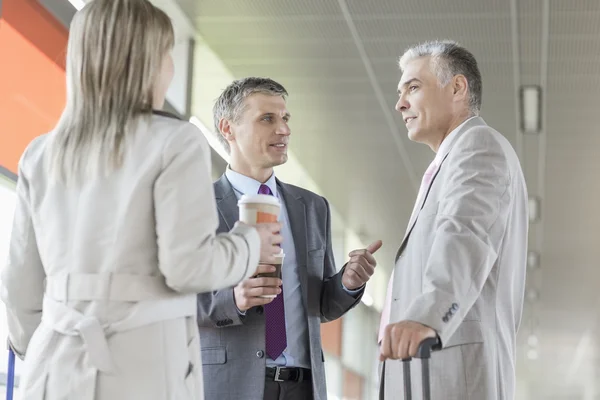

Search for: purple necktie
xmin=258 ymin=184 xmax=287 ymax=360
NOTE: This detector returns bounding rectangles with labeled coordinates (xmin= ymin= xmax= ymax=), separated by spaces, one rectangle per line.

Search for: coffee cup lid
xmin=238 ymin=194 xmax=280 ymax=208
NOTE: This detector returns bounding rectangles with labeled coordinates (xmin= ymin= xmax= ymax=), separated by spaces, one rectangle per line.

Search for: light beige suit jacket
xmin=0 ymin=113 xmax=260 ymax=400
xmin=382 ymin=117 xmax=528 ymax=399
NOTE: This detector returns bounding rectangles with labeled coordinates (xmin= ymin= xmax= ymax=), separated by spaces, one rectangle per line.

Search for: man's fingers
xmin=237 ymin=284 xmax=281 ymax=310
xmin=408 ymin=333 xmax=422 ymax=358
xmin=380 ymin=325 xmax=393 ymax=361
xmin=366 ymin=240 xmax=383 ymax=254
xmin=246 ymin=277 xmax=282 ymax=288
xmin=270 ymin=234 xmax=284 ymax=246
xmin=411 ymin=326 xmax=438 ymax=357
xmin=254 ymin=264 xmax=277 ymax=276
xmin=348 ymin=240 xmax=382 ymax=260
xmin=246 ymin=285 xmax=282 ymax=298
xmin=262 ymin=245 xmax=283 ymax=265
xmin=379 ymin=322 xmax=439 ymax=361
xmin=242 ymin=277 xmax=281 ymax=290
xmin=344 ymin=266 xmax=368 ymax=288
xmin=259 ymin=222 xmax=282 ymax=233
xmin=349 ymin=255 xmax=375 ymax=275
xmin=240 ymin=276 xmax=282 ymax=302
xmin=346 ymin=263 xmax=371 ymax=283
xmin=349 ymin=252 xmax=376 ymax=267
xmin=390 ymin=324 xmax=406 ymax=360
xmin=347 ymin=252 xmax=377 ymax=271
xmin=396 ymin=330 xmax=412 ymax=360
xmin=243 ymin=296 xmax=276 ymax=309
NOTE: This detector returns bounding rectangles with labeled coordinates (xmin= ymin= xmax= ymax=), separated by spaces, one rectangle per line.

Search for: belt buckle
xmin=274 ymin=366 xmax=284 ymax=382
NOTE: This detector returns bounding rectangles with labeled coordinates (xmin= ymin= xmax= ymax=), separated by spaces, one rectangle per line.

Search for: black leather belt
xmin=266 ymin=366 xmax=312 ymax=382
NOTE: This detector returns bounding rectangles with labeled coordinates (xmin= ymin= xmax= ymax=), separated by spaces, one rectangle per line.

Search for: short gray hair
xmin=213 ymin=77 xmax=288 ymax=153
xmin=399 ymin=40 xmax=482 ymax=114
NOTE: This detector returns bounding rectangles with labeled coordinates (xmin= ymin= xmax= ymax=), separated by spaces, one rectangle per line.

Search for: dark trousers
xmin=263 ymin=377 xmax=313 ymax=400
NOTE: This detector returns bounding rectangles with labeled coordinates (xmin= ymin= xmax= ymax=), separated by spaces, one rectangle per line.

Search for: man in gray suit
xmin=378 ymin=41 xmax=528 ymax=399
xmin=197 ymin=77 xmax=382 ymax=400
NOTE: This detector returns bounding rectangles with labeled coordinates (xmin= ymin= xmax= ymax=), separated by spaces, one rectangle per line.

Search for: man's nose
xmin=395 ymin=97 xmax=409 ymax=112
xmin=276 ymin=123 xmax=290 ymax=135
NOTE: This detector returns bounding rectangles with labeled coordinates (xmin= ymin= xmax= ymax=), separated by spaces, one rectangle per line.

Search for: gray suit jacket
xmin=197 ymin=175 xmax=364 ymax=400
xmin=381 ymin=117 xmax=528 ymax=399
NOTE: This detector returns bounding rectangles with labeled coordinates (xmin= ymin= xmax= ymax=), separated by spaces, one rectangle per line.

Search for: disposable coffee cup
xmin=257 ymin=252 xmax=285 ymax=299
xmin=238 ymin=194 xmax=283 ymax=299
xmin=237 ymin=194 xmax=281 ymax=225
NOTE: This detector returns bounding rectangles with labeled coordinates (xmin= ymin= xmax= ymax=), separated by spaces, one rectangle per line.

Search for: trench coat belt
xmin=42 ymin=273 xmax=196 ymax=373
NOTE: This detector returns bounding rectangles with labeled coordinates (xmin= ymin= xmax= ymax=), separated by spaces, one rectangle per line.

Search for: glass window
xmin=324 ymin=352 xmax=343 ymax=400
xmin=343 ymin=303 xmax=381 ymax=376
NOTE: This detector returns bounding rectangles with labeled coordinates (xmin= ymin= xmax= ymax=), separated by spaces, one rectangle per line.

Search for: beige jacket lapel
xmin=394 ymin=117 xmax=487 ymax=262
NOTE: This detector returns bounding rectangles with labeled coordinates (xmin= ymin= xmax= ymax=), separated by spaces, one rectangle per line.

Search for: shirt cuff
xmin=233 ymin=291 xmax=247 ymax=316
xmin=341 ymin=282 xmax=365 ymax=297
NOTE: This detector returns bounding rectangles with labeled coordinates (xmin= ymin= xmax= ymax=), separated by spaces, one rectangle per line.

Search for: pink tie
xmin=378 ymin=160 xmax=438 ymax=343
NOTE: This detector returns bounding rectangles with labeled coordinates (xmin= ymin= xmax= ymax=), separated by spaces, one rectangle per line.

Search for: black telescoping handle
xmin=401 ymin=337 xmax=441 ymax=400
xmin=415 ymin=336 xmax=441 ymax=359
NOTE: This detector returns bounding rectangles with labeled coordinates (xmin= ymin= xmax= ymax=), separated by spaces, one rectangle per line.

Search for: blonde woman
xmin=0 ymin=0 xmax=282 ymax=399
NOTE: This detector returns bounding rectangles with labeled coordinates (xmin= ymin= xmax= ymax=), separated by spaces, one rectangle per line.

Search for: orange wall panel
xmin=343 ymin=368 xmax=364 ymax=400
xmin=2 ymin=0 xmax=68 ymax=70
xmin=0 ymin=0 xmax=67 ymax=175
xmin=321 ymin=318 xmax=343 ymax=357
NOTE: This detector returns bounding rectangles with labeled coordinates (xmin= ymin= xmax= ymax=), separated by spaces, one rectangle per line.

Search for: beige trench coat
xmin=0 ymin=114 xmax=260 ymax=399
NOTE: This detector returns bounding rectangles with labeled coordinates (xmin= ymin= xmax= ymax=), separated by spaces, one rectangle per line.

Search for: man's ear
xmin=219 ymin=118 xmax=235 ymax=144
xmin=452 ymin=74 xmax=469 ymax=101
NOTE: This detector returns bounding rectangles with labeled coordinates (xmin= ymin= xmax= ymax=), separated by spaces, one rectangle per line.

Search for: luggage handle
xmin=401 ymin=337 xmax=441 ymax=400
xmin=6 ymin=340 xmax=15 ymax=400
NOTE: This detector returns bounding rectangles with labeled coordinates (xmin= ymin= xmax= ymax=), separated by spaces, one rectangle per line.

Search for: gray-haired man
xmin=197 ymin=77 xmax=383 ymax=400
xmin=379 ymin=40 xmax=528 ymax=399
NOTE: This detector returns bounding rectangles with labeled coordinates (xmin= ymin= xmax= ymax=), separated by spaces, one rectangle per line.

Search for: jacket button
xmin=256 ymin=306 xmax=264 ymax=315
xmin=451 ymin=303 xmax=459 ymax=311
xmin=256 ymin=350 xmax=264 ymax=358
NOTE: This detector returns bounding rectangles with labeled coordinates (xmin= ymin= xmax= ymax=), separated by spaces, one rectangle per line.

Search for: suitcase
xmin=400 ymin=337 xmax=440 ymax=400
xmin=6 ymin=346 xmax=15 ymax=400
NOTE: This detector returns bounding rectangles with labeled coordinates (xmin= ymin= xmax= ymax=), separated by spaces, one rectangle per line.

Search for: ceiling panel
xmin=345 ymin=0 xmax=508 ymax=16
xmin=195 ymin=19 xmax=352 ymax=43
xmin=550 ymin=11 xmax=600 ymax=35
xmin=203 ymin=41 xmax=360 ymax=61
xmin=195 ymin=0 xmax=342 ymax=18
xmin=353 ymin=15 xmax=513 ymax=43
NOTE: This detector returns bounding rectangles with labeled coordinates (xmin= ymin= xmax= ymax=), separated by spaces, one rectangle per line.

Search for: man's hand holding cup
xmin=234 ymin=264 xmax=282 ymax=312
xmin=235 ymin=194 xmax=286 ymax=312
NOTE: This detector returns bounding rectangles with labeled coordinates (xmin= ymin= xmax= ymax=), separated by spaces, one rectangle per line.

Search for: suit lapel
xmin=394 ymin=117 xmax=487 ymax=262
xmin=277 ymin=180 xmax=309 ymax=310
xmin=394 ymin=156 xmax=446 ymax=261
xmin=214 ymin=175 xmax=239 ymax=231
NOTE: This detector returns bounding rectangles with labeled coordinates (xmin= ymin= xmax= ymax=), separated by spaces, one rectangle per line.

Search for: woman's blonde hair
xmin=47 ymin=0 xmax=174 ymax=185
